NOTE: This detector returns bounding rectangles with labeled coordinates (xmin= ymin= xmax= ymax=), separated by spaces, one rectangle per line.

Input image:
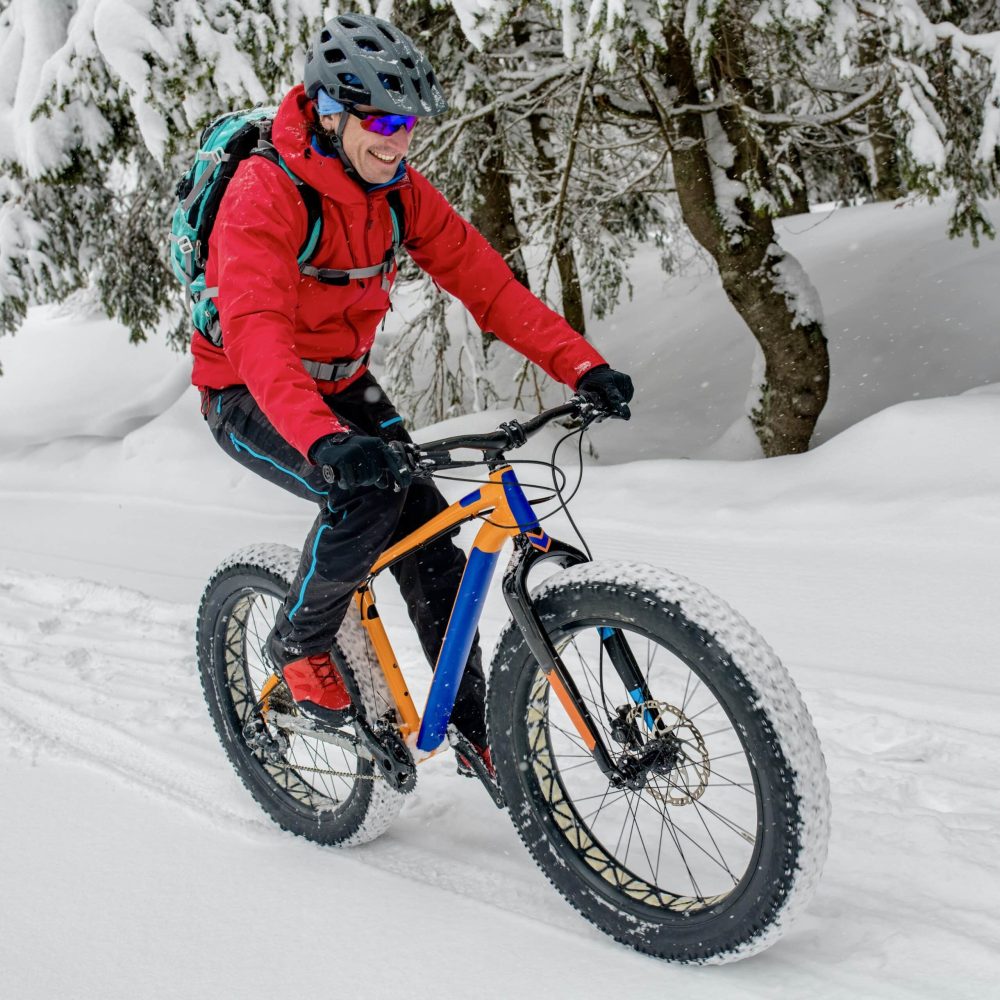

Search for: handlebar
xmin=321 ymin=395 xmax=615 ymax=489
xmin=401 ymin=395 xmax=607 ymax=479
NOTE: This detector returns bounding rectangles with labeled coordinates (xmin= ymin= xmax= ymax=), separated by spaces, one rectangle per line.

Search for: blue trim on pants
xmin=288 ymin=525 xmax=330 ymax=620
xmin=229 ymin=432 xmax=326 ymax=496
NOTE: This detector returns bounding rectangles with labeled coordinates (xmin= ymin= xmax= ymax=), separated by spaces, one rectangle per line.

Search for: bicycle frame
xmin=355 ymin=461 xmax=654 ymax=773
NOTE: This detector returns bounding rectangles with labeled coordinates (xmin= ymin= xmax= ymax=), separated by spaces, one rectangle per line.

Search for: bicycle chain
xmin=274 ymin=758 xmax=381 ymax=781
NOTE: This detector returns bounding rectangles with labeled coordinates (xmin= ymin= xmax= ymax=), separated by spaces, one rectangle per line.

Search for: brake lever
xmin=572 ymin=396 xmax=608 ymax=426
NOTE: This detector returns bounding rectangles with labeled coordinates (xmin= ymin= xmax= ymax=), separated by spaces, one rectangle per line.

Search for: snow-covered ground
xmin=1 ymin=200 xmax=999 ymax=998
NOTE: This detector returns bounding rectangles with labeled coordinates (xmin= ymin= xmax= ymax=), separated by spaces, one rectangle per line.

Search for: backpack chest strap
xmin=300 ymin=248 xmax=397 ymax=290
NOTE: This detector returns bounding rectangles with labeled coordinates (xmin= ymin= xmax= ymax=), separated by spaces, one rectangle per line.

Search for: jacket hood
xmin=271 ymin=85 xmax=409 ymax=202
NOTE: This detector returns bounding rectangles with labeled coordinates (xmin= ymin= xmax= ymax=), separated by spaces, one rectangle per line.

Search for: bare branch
xmin=741 ymin=77 xmax=890 ymax=127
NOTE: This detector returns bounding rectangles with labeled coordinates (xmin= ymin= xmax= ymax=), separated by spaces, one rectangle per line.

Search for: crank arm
xmin=448 ymin=726 xmax=505 ymax=809
xmin=268 ymin=710 xmax=374 ymax=760
xmin=353 ymin=711 xmax=417 ymax=794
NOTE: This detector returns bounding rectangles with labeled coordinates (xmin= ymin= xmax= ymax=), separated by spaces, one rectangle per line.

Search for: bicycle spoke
xmin=692 ymin=799 xmax=757 ymax=845
xmin=547 ymin=719 xmax=593 ymax=756
xmin=535 ymin=618 xmax=760 ymax=909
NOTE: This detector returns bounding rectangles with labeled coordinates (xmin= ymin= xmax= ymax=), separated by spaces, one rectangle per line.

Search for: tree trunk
xmin=650 ymin=21 xmax=829 ymax=455
xmin=524 ymin=110 xmax=587 ymax=333
xmin=860 ymin=36 xmax=904 ymax=200
xmin=469 ymin=110 xmax=530 ymax=291
xmin=512 ymin=19 xmax=587 ymax=335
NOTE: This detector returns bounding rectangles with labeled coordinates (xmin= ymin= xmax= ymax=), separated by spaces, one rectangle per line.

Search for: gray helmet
xmin=303 ymin=13 xmax=448 ymax=117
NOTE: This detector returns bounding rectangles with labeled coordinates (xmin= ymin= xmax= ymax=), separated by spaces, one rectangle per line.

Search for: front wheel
xmin=487 ymin=561 xmax=830 ymax=963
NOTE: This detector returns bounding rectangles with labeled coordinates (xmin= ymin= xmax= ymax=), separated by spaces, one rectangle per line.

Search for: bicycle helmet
xmin=303 ymin=13 xmax=448 ymax=117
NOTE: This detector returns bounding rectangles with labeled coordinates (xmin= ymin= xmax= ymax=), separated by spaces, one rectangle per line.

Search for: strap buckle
xmin=171 ymin=234 xmax=194 ymax=255
xmin=302 ymin=351 xmax=371 ymax=382
xmin=197 ymin=149 xmax=229 ymax=167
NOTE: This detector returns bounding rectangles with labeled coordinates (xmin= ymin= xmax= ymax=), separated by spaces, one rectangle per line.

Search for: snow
xmin=765 ymin=241 xmax=824 ymax=329
xmin=582 ymin=196 xmax=1000 ymax=463
xmin=2 ymin=197 xmax=1000 ymax=995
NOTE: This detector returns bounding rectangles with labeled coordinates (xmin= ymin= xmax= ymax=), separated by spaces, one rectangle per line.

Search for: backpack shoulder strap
xmin=386 ymin=188 xmax=406 ymax=249
xmin=252 ymin=122 xmax=323 ymax=264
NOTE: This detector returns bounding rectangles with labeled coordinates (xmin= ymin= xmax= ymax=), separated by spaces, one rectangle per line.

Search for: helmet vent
xmin=378 ymin=72 xmax=404 ymax=94
xmin=305 ymin=14 xmax=449 ymax=118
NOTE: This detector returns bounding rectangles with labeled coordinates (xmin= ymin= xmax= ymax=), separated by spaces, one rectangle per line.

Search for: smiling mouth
xmin=370 ymin=151 xmax=396 ymax=163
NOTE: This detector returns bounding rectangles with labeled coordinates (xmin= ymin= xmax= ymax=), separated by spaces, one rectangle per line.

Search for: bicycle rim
xmin=221 ymin=586 xmax=368 ymax=811
xmin=524 ymin=623 xmax=763 ymax=911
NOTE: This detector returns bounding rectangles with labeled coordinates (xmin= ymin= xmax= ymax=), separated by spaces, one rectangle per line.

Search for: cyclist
xmin=192 ymin=13 xmax=633 ymax=771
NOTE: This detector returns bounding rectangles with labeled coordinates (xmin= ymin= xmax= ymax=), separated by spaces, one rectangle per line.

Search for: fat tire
xmin=487 ymin=560 xmax=830 ymax=964
xmin=196 ymin=542 xmax=403 ymax=845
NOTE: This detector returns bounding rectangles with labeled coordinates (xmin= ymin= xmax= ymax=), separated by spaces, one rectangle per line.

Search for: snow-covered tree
xmin=383 ymin=0 xmax=672 ymax=421
xmin=0 ymin=0 xmax=321 ymax=360
xmin=481 ymin=0 xmax=1000 ymax=454
xmin=3 ymin=0 xmax=998 ymax=453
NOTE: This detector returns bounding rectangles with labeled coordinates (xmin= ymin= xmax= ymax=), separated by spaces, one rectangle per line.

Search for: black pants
xmin=204 ymin=372 xmax=486 ymax=745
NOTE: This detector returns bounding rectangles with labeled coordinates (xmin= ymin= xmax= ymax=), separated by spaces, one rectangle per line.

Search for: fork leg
xmin=500 ymin=538 xmax=620 ymax=779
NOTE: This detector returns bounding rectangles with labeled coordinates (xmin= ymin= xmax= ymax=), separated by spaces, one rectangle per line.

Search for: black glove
xmin=312 ymin=433 xmax=412 ymax=490
xmin=576 ymin=365 xmax=634 ymax=420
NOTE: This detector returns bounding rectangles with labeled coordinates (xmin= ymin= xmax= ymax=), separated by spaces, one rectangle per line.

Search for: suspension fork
xmin=501 ymin=537 xmax=643 ymax=779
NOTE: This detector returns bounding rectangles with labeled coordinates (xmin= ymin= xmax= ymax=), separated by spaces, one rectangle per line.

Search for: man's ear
xmin=319 ymin=113 xmax=341 ymax=132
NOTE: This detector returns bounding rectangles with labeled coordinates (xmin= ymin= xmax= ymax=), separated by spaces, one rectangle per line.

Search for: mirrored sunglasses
xmin=345 ymin=106 xmax=418 ymax=136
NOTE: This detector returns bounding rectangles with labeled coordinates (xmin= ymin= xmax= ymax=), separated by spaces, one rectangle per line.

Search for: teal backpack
xmin=170 ymin=106 xmax=405 ymax=348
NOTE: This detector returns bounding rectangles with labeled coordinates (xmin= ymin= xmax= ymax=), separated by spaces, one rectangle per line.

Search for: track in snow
xmin=2 ymin=568 xmax=998 ymax=998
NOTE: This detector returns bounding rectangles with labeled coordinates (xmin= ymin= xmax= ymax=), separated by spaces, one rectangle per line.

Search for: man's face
xmin=322 ymin=107 xmax=413 ymax=184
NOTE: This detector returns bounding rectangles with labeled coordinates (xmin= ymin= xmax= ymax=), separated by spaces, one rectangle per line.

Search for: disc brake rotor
xmin=625 ymin=700 xmax=711 ymax=806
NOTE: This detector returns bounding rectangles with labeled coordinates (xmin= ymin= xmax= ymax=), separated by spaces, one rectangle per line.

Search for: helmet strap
xmin=330 ymin=110 xmax=366 ymax=186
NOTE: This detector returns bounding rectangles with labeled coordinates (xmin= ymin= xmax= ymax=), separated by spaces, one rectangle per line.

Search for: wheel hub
xmin=611 ymin=700 xmax=711 ymax=806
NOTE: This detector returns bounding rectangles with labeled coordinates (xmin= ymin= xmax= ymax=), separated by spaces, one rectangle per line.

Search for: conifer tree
xmin=0 ymin=0 xmax=320 ymax=358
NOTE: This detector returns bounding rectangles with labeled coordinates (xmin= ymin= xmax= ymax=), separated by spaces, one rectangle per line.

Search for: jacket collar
xmin=272 ymin=85 xmax=410 ymax=202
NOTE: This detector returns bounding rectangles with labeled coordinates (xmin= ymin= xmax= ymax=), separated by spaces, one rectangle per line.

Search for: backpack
xmin=169 ymin=106 xmax=405 ymax=348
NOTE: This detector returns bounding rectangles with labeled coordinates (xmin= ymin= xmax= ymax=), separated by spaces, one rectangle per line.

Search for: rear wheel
xmin=487 ymin=561 xmax=829 ymax=963
xmin=196 ymin=543 xmax=404 ymax=845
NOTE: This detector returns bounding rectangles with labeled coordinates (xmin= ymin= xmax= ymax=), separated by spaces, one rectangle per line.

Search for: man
xmin=192 ymin=13 xmax=633 ymax=769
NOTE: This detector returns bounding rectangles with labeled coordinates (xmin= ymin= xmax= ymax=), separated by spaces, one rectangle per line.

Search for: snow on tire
xmin=196 ymin=542 xmax=404 ymax=847
xmin=486 ymin=560 xmax=830 ymax=963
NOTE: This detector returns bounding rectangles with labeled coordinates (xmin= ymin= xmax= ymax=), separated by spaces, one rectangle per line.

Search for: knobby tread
xmin=196 ymin=542 xmax=404 ymax=847
xmin=486 ymin=560 xmax=830 ymax=964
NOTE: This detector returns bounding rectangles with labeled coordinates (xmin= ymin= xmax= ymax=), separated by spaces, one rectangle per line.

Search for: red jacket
xmin=191 ymin=85 xmax=607 ymax=459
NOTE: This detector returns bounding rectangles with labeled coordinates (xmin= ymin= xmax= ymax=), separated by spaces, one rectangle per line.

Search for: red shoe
xmin=282 ymin=652 xmax=354 ymax=729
